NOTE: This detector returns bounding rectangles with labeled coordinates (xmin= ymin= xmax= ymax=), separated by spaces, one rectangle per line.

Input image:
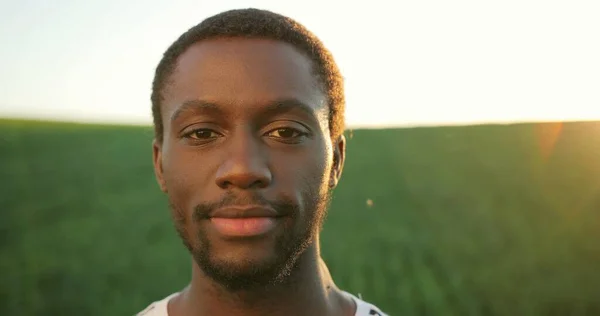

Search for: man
xmin=139 ymin=8 xmax=388 ymax=316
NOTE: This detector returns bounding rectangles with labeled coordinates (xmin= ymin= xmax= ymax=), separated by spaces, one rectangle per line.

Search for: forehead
xmin=162 ymin=38 xmax=327 ymax=120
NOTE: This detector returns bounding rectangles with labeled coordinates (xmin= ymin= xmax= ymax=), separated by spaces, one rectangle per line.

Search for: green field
xmin=1 ymin=119 xmax=599 ymax=315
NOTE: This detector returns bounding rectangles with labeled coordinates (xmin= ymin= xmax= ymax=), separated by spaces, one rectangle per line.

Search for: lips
xmin=208 ymin=206 xmax=282 ymax=237
xmin=209 ymin=205 xmax=280 ymax=218
xmin=210 ymin=217 xmax=278 ymax=237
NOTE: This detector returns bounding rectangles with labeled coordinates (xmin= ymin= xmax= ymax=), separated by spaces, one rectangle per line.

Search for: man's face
xmin=152 ymin=38 xmax=345 ymax=290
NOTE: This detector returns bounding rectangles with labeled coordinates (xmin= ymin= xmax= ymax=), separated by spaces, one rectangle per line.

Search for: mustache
xmin=192 ymin=192 xmax=299 ymax=222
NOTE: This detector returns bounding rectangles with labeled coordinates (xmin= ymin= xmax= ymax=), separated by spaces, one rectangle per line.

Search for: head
xmin=151 ymin=8 xmax=346 ymax=291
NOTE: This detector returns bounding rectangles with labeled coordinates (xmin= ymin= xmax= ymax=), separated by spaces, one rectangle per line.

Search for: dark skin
xmin=152 ymin=38 xmax=352 ymax=316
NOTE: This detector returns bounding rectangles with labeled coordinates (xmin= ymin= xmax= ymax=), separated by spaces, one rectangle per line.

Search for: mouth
xmin=208 ymin=206 xmax=284 ymax=237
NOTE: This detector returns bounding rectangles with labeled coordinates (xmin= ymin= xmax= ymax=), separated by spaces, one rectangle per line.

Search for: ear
xmin=329 ymin=134 xmax=346 ymax=189
xmin=152 ymin=139 xmax=168 ymax=193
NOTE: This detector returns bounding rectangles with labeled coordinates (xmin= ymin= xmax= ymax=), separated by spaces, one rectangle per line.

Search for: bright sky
xmin=1 ymin=0 xmax=599 ymax=128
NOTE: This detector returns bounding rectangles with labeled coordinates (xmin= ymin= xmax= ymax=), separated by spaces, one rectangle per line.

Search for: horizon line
xmin=2 ymin=114 xmax=599 ymax=130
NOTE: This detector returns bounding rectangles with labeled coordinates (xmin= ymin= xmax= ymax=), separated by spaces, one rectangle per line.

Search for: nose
xmin=215 ymin=135 xmax=272 ymax=190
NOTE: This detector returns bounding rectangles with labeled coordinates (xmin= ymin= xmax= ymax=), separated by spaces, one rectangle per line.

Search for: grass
xmin=1 ymin=119 xmax=599 ymax=315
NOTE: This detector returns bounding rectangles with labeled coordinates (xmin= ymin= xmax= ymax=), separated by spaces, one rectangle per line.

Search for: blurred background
xmin=1 ymin=0 xmax=599 ymax=315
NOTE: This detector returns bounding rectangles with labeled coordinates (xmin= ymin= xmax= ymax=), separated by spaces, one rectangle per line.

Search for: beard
xmin=169 ymin=188 xmax=332 ymax=292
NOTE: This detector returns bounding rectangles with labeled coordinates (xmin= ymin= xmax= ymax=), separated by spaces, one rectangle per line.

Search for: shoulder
xmin=136 ymin=293 xmax=178 ymax=316
xmin=344 ymin=291 xmax=389 ymax=316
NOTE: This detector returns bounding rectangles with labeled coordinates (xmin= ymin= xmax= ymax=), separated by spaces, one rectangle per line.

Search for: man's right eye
xmin=184 ymin=129 xmax=221 ymax=140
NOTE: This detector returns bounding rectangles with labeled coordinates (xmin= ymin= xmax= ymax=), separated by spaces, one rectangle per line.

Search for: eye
xmin=184 ymin=129 xmax=221 ymax=140
xmin=265 ymin=127 xmax=309 ymax=144
xmin=267 ymin=128 xmax=306 ymax=139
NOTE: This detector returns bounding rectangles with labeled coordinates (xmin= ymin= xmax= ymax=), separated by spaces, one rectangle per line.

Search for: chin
xmin=195 ymin=250 xmax=294 ymax=291
xmin=190 ymin=228 xmax=312 ymax=291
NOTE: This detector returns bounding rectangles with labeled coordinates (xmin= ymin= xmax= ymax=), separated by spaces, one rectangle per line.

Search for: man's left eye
xmin=267 ymin=128 xmax=305 ymax=139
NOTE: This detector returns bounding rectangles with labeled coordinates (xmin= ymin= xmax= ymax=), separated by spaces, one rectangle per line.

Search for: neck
xmin=170 ymin=241 xmax=350 ymax=316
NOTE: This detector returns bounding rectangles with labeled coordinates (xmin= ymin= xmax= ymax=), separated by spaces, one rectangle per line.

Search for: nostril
xmin=216 ymin=171 xmax=272 ymax=190
xmin=250 ymin=178 xmax=268 ymax=189
xmin=217 ymin=179 xmax=232 ymax=189
xmin=214 ymin=143 xmax=272 ymax=189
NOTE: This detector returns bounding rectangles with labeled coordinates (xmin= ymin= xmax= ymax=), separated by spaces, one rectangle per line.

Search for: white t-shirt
xmin=137 ymin=291 xmax=388 ymax=316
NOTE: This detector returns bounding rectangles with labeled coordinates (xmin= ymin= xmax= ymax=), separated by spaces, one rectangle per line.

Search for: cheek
xmin=277 ymin=145 xmax=331 ymax=200
xmin=310 ymin=138 xmax=333 ymax=185
xmin=162 ymin=149 xmax=211 ymax=209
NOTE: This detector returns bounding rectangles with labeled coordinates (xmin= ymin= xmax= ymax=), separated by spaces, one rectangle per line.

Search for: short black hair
xmin=151 ymin=8 xmax=345 ymax=143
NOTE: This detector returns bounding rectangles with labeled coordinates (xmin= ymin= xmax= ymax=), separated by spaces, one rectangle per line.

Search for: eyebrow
xmin=170 ymin=100 xmax=224 ymax=123
xmin=261 ymin=98 xmax=321 ymax=120
xmin=170 ymin=98 xmax=322 ymax=123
